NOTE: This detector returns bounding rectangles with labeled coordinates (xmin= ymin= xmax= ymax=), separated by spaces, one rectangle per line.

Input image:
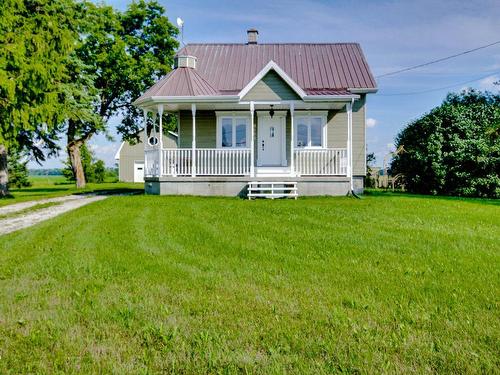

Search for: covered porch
xmin=141 ymin=99 xmax=355 ymax=181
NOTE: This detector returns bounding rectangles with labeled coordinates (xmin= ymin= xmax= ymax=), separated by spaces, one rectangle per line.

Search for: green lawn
xmin=0 ymin=175 xmax=143 ymax=207
xmin=0 ymin=194 xmax=498 ymax=373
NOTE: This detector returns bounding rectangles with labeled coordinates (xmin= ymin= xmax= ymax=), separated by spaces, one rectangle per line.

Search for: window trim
xmin=294 ymin=111 xmax=328 ymax=149
xmin=216 ymin=112 xmax=251 ymax=149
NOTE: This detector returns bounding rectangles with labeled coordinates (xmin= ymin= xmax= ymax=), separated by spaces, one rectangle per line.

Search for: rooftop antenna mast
xmin=176 ymin=17 xmax=185 ymax=47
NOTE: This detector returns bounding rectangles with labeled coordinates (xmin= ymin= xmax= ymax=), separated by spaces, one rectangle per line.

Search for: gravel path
xmin=0 ymin=195 xmax=89 ymax=216
xmin=0 ymin=195 xmax=108 ymax=236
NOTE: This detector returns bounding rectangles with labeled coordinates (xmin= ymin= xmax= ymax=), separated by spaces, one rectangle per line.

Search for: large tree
xmin=65 ymin=0 xmax=178 ymax=188
xmin=391 ymin=89 xmax=500 ymax=198
xmin=0 ymin=0 xmax=83 ymax=196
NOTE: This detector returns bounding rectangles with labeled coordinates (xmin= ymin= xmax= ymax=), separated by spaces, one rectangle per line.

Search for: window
xmin=294 ymin=114 xmax=326 ymax=148
xmin=217 ymin=114 xmax=250 ymax=148
xmin=148 ymin=136 xmax=159 ymax=146
xmin=221 ymin=118 xmax=233 ymax=147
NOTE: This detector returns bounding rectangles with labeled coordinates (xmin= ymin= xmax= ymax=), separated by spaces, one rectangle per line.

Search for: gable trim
xmin=115 ymin=141 xmax=125 ymax=160
xmin=238 ymin=61 xmax=307 ymax=100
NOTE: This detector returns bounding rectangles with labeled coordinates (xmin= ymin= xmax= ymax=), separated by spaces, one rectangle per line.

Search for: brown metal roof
xmin=177 ymin=43 xmax=377 ymax=93
xmin=136 ymin=43 xmax=376 ymax=103
xmin=137 ymin=67 xmax=219 ymax=100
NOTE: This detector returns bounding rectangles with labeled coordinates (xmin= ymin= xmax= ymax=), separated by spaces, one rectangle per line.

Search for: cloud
xmin=479 ymin=75 xmax=499 ymax=90
xmin=366 ymin=118 xmax=378 ymax=128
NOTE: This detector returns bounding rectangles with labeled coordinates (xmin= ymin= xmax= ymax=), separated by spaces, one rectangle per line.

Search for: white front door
xmin=258 ymin=116 xmax=285 ymax=166
xmin=134 ymin=161 xmax=144 ymax=183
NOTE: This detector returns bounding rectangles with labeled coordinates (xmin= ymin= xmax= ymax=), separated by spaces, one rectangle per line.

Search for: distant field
xmin=0 ymin=194 xmax=498 ymax=373
xmin=28 ymin=175 xmax=69 ymax=184
xmin=0 ymin=175 xmax=142 ymax=207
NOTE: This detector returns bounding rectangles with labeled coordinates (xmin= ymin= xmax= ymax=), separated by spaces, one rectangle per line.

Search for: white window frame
xmin=216 ymin=112 xmax=251 ymax=149
xmin=294 ymin=111 xmax=328 ymax=149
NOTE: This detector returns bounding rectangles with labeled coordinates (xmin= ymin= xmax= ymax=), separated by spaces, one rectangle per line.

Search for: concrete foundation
xmin=145 ymin=176 xmax=365 ymax=197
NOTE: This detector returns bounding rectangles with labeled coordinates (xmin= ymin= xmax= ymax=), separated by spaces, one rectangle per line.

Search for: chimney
xmin=247 ymin=29 xmax=258 ymax=44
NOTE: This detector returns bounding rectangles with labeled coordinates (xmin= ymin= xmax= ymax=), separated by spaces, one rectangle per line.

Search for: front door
xmin=258 ymin=116 xmax=284 ymax=166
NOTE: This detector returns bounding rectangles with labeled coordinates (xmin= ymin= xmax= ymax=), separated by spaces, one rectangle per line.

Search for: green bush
xmin=7 ymin=154 xmax=31 ymax=188
xmin=391 ymin=90 xmax=500 ymax=198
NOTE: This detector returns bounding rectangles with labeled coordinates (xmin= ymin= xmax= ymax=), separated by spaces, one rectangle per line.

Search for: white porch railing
xmin=147 ymin=147 xmax=347 ymax=177
xmin=163 ymin=148 xmax=192 ymax=176
xmin=145 ymin=149 xmax=159 ymax=177
xmin=196 ymin=148 xmax=251 ymax=176
xmin=160 ymin=148 xmax=251 ymax=176
xmin=294 ymin=148 xmax=347 ymax=176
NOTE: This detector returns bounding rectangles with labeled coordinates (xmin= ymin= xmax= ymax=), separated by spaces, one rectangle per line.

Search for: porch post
xmin=143 ymin=109 xmax=148 ymax=177
xmin=290 ymin=102 xmax=295 ymax=176
xmin=347 ymin=100 xmax=353 ymax=191
xmin=191 ymin=103 xmax=196 ymax=177
xmin=143 ymin=109 xmax=148 ymax=149
xmin=250 ymin=101 xmax=255 ymax=177
xmin=151 ymin=112 xmax=158 ymax=176
xmin=158 ymin=104 xmax=164 ymax=177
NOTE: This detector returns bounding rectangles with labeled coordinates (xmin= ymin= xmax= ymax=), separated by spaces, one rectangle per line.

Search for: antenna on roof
xmin=176 ymin=17 xmax=185 ymax=47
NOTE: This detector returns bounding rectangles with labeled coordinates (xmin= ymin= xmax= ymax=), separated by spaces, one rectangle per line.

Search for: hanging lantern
xmin=269 ymin=105 xmax=275 ymax=118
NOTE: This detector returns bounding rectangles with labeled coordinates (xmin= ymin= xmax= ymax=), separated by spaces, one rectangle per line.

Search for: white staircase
xmin=247 ymin=181 xmax=298 ymax=199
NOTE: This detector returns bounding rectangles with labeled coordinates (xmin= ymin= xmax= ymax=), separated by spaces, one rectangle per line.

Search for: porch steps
xmin=254 ymin=166 xmax=291 ymax=177
xmin=247 ymin=181 xmax=298 ymax=199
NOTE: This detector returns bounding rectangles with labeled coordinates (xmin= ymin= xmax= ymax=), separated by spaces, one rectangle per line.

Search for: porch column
xmin=158 ymin=104 xmax=164 ymax=177
xmin=191 ymin=103 xmax=196 ymax=177
xmin=250 ymin=101 xmax=255 ymax=177
xmin=143 ymin=109 xmax=148 ymax=177
xmin=290 ymin=102 xmax=295 ymax=176
xmin=151 ymin=112 xmax=158 ymax=176
xmin=347 ymin=100 xmax=353 ymax=190
xmin=143 ymin=109 xmax=148 ymax=149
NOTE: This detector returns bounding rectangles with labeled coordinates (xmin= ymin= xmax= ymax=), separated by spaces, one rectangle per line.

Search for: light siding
xmin=326 ymin=95 xmax=366 ymax=176
xmin=242 ymin=71 xmax=301 ymax=101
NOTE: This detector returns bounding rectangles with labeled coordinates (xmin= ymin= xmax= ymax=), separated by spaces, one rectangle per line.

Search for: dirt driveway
xmin=0 ymin=195 xmax=108 ymax=236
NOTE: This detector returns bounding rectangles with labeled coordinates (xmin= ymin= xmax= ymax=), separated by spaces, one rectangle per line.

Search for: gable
xmin=242 ymin=70 xmax=301 ymax=101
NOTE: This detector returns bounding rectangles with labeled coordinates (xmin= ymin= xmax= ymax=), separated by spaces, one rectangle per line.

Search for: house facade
xmin=133 ymin=30 xmax=377 ymax=197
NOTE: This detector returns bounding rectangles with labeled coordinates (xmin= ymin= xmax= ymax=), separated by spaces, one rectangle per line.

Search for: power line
xmin=377 ymin=71 xmax=499 ymax=96
xmin=376 ymin=40 xmax=500 ymax=79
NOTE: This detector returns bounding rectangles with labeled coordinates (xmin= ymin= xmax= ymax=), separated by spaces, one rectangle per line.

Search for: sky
xmin=31 ymin=0 xmax=500 ymax=169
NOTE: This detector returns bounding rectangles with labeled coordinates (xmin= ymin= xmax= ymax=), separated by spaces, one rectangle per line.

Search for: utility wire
xmin=376 ymin=40 xmax=500 ymax=78
xmin=377 ymin=71 xmax=499 ymax=96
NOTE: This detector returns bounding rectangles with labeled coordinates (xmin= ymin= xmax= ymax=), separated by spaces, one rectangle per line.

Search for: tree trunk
xmin=68 ymin=143 xmax=86 ymax=189
xmin=0 ymin=144 xmax=8 ymax=197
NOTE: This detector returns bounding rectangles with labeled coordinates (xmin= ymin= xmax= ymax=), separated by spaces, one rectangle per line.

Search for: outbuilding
xmin=115 ymin=130 xmax=177 ymax=182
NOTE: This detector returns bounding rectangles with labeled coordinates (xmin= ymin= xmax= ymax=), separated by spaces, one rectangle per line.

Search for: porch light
xmin=269 ymin=105 xmax=275 ymax=118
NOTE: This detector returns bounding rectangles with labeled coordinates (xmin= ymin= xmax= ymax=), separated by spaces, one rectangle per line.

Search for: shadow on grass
xmin=364 ymin=188 xmax=500 ymax=206
xmin=10 ymin=187 xmax=70 ymax=193
xmin=73 ymin=187 xmax=144 ymax=196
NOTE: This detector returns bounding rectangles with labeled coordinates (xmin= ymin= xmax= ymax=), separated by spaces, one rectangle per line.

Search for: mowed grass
xmin=0 ymin=175 xmax=142 ymax=207
xmin=0 ymin=195 xmax=499 ymax=373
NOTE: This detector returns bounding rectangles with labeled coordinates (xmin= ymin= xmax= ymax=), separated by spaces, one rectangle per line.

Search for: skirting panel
xmin=145 ymin=176 xmax=364 ymax=197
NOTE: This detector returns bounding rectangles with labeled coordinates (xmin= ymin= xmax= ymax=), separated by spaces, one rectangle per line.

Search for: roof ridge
xmin=182 ymin=42 xmax=361 ymax=46
xmin=187 ymin=68 xmax=219 ymax=95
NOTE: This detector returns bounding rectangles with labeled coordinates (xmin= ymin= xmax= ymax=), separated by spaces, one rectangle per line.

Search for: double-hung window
xmin=295 ymin=113 xmax=327 ymax=148
xmin=217 ymin=114 xmax=250 ymax=148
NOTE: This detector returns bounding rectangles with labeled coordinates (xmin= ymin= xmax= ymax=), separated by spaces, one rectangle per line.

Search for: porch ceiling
xmin=143 ymin=100 xmax=348 ymax=113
